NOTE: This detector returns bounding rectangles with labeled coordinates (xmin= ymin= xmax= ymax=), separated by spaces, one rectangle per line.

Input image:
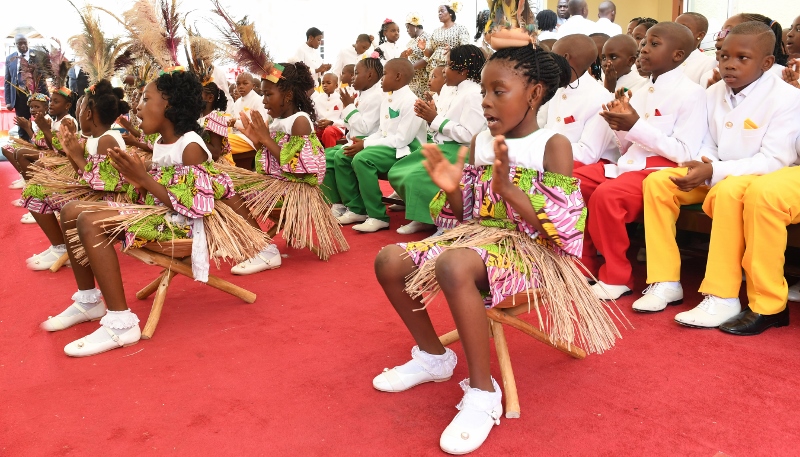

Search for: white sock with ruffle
xmin=84 ymin=309 xmax=140 ymax=344
xmin=55 ymin=289 xmax=104 ymax=318
xmin=395 ymin=346 xmax=457 ymax=376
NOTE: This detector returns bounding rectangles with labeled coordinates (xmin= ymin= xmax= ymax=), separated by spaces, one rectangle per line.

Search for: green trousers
xmin=388 ymin=142 xmax=462 ymax=224
xmin=335 ymin=139 xmax=421 ymax=222
xmin=322 ymin=145 xmax=342 ymax=204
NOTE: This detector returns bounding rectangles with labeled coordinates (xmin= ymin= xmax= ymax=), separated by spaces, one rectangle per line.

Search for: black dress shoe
xmin=719 ymin=308 xmax=789 ymax=336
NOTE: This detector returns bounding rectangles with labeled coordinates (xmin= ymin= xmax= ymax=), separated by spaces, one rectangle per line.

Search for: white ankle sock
xmin=52 ymin=244 xmax=66 ymax=253
xmin=396 ymin=346 xmax=457 ymax=376
xmin=57 ymin=289 xmax=103 ymax=318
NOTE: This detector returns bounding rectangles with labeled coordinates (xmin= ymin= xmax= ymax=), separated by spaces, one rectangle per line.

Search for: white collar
xmin=724 ymin=72 xmax=764 ymax=103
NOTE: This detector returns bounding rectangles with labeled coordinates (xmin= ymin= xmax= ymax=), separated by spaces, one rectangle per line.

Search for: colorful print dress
xmin=406 ymin=31 xmax=431 ymax=98
xmin=425 ymin=24 xmax=471 ymax=73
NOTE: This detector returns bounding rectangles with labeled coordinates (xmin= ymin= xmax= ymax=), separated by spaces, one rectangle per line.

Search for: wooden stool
xmin=438 ymin=290 xmax=586 ymax=419
xmin=124 ymin=239 xmax=256 ymax=339
xmin=50 ymin=252 xmax=70 ymax=272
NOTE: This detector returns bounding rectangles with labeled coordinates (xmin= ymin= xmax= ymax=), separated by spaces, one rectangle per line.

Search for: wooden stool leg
xmin=49 ymin=252 xmax=70 ymax=273
xmin=491 ymin=320 xmax=520 ymax=419
xmin=486 ymin=308 xmax=586 ymax=359
xmin=141 ymin=270 xmax=177 ymax=339
xmin=439 ymin=329 xmax=460 ymax=346
xmin=136 ymin=269 xmax=168 ymax=300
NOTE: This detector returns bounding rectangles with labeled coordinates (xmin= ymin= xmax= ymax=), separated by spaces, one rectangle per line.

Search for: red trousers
xmin=574 ymin=157 xmax=676 ymax=289
xmin=318 ymin=126 xmax=345 ymax=148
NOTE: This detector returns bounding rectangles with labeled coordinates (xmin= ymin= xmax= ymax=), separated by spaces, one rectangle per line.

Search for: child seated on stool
xmin=675 ymin=12 xmax=716 ymax=85
xmin=324 ymin=58 xmax=384 ymax=217
xmin=543 ymin=34 xmax=618 ymax=169
xmin=334 ymin=58 xmax=427 ymax=233
xmin=388 ymin=44 xmax=486 ymax=235
xmin=228 ymin=72 xmax=268 ymax=153
xmin=312 ymin=73 xmax=345 ymax=148
xmin=575 ymin=22 xmax=707 ymax=300
xmin=635 ymin=22 xmax=800 ymax=329
xmin=601 ymin=34 xmax=649 ymax=94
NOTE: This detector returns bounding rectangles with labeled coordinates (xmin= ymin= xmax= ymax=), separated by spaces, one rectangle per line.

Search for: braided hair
xmin=738 ymin=13 xmax=788 ymax=65
xmin=154 ymin=71 xmax=204 ymax=136
xmin=360 ymin=57 xmax=384 ymax=79
xmin=85 ymin=80 xmax=130 ymax=126
xmin=637 ymin=18 xmax=658 ymax=30
xmin=203 ymin=81 xmax=228 ymax=112
xmin=272 ymin=62 xmax=317 ymax=123
xmin=448 ymin=45 xmax=486 ymax=83
xmin=536 ymin=10 xmax=558 ymax=33
xmin=475 ymin=10 xmax=490 ymax=41
xmin=378 ymin=20 xmax=397 ymax=45
xmin=489 ymin=45 xmax=570 ymax=105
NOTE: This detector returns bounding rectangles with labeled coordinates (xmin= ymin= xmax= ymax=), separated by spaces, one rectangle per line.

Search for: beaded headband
xmin=27 ymin=92 xmax=50 ymax=105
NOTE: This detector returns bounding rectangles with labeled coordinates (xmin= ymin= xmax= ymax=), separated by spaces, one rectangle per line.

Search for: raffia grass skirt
xmin=218 ymin=162 xmax=349 ymax=261
xmin=402 ymin=222 xmax=628 ymax=354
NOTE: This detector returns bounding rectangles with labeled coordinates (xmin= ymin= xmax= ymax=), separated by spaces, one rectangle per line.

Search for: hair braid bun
xmin=488 ymin=45 xmax=570 ymax=105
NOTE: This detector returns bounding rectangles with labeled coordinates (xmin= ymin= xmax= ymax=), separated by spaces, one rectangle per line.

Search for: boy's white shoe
xmin=353 ymin=218 xmax=389 ymax=233
xmin=336 ymin=210 xmax=368 ymax=225
xmin=27 ymin=245 xmax=67 ymax=271
xmin=41 ymin=289 xmax=106 ymax=331
xmin=331 ymin=203 xmax=347 ymax=218
xmin=231 ymin=244 xmax=281 ymax=275
xmin=788 ymin=281 xmax=800 ymax=303
xmin=64 ymin=309 xmax=141 ymax=357
xmin=674 ymin=295 xmax=742 ymax=328
xmin=632 ymin=282 xmax=684 ymax=312
xmin=9 ymin=178 xmax=25 ymax=189
xmin=396 ymin=221 xmax=435 ymax=235
xmin=373 ymin=346 xmax=457 ymax=392
xmin=440 ymin=378 xmax=503 ymax=455
xmin=20 ymin=212 xmax=35 ymax=224
xmin=590 ymin=281 xmax=632 ymax=300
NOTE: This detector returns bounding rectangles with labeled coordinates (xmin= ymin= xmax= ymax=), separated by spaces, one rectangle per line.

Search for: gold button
xmin=627 ymin=160 xmax=634 ymax=164
xmin=556 ymin=117 xmax=561 ymax=122
xmin=725 ymin=121 xmax=733 ymax=129
xmin=388 ymin=99 xmax=392 ymax=102
xmin=562 ymin=94 xmax=567 ymax=100
xmin=648 ymin=87 xmax=655 ymax=93
xmin=385 ymin=115 xmax=389 ymax=119
xmin=644 ymin=113 xmax=650 ymax=119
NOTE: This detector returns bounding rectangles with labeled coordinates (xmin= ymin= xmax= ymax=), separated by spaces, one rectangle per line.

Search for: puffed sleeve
xmin=80 ymin=154 xmax=127 ymax=192
xmin=261 ymin=132 xmax=326 ymax=183
xmin=141 ymin=163 xmax=224 ymax=218
xmin=430 ymin=164 xmax=480 ymax=229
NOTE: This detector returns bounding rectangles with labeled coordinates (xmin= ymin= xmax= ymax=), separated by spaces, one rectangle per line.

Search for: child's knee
xmin=375 ymin=245 xmax=409 ymax=281
xmin=435 ymin=249 xmax=476 ymax=286
xmin=60 ymin=201 xmax=83 ymax=224
xmin=743 ymin=177 xmax=780 ymax=210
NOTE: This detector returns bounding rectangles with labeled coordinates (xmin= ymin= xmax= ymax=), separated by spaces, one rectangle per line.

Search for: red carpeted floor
xmin=1 ymin=160 xmax=798 ymax=456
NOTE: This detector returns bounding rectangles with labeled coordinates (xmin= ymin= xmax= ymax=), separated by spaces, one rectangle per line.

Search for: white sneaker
xmin=231 ymin=244 xmax=281 ymax=275
xmin=632 ymin=282 xmax=684 ymax=313
xmin=41 ymin=294 xmax=107 ymax=331
xmin=20 ymin=212 xmax=36 ymax=224
xmin=331 ymin=203 xmax=347 ymax=218
xmin=12 ymin=198 xmax=24 ymax=207
xmin=336 ymin=210 xmax=368 ymax=225
xmin=440 ymin=378 xmax=503 ymax=455
xmin=9 ymin=178 xmax=25 ymax=189
xmin=674 ymin=295 xmax=742 ymax=328
xmin=396 ymin=221 xmax=435 ymax=235
xmin=636 ymin=247 xmax=647 ymax=262
xmin=353 ymin=218 xmax=390 ymax=233
xmin=590 ymin=281 xmax=632 ymax=300
xmin=27 ymin=245 xmax=67 ymax=271
xmin=788 ymin=281 xmax=800 ymax=303
xmin=373 ymin=346 xmax=457 ymax=392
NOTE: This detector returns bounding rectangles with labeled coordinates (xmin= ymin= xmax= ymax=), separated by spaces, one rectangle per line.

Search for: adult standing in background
xmin=557 ymin=0 xmax=570 ymax=27
xmin=420 ymin=3 xmax=471 ymax=74
xmin=5 ymin=34 xmax=48 ymax=142
xmin=557 ymin=0 xmax=597 ymax=38
xmin=595 ymin=1 xmax=622 ymax=36
xmin=67 ymin=64 xmax=90 ymax=97
xmin=288 ymin=27 xmax=331 ymax=86
xmin=400 ymin=13 xmax=431 ymax=98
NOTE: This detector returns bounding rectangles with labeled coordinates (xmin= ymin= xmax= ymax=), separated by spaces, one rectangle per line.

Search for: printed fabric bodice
xmin=256 ymin=112 xmax=325 ymax=185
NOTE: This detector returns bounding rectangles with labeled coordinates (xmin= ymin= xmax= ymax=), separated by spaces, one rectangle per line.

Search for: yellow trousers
xmin=643 ymin=168 xmax=755 ymax=298
xmin=741 ymin=167 xmax=800 ymax=314
xmin=228 ymin=132 xmax=256 ymax=154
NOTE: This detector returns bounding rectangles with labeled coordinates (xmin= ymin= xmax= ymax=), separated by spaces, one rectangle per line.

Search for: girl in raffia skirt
xmin=372 ymin=46 xmax=626 ymax=454
xmin=40 ymin=70 xmax=270 ymax=357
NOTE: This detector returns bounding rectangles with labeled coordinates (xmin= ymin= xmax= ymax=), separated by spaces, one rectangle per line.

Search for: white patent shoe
xmin=64 ymin=310 xmax=141 ymax=357
xmin=590 ymin=281 xmax=632 ymax=300
xmin=231 ymin=244 xmax=281 ymax=275
xmin=27 ymin=245 xmax=67 ymax=271
xmin=9 ymin=178 xmax=25 ymax=189
xmin=20 ymin=212 xmax=36 ymax=224
xmin=632 ymin=282 xmax=684 ymax=313
xmin=674 ymin=295 xmax=742 ymax=328
xmin=788 ymin=281 xmax=800 ymax=303
xmin=41 ymin=290 xmax=106 ymax=331
xmin=440 ymin=378 xmax=503 ymax=455
xmin=373 ymin=346 xmax=457 ymax=392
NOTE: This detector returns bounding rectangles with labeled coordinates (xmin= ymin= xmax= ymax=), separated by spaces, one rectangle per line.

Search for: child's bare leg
xmin=60 ymin=201 xmax=98 ymax=290
xmin=76 ymin=208 xmax=128 ymax=311
xmin=31 ymin=212 xmax=65 ymax=246
xmin=3 ymin=147 xmax=23 ymax=174
xmin=221 ymin=195 xmax=260 ymax=229
xmin=375 ymin=245 xmax=445 ymax=355
xmin=435 ymin=248 xmax=494 ymax=392
xmin=15 ymin=149 xmax=38 ymax=180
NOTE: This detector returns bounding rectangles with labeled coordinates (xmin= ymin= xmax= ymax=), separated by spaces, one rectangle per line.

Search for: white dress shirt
xmin=362 ymin=85 xmax=427 ymax=158
xmin=377 ymin=41 xmax=404 ymax=61
xmin=341 ymin=83 xmax=383 ymax=141
xmin=594 ymin=18 xmax=622 ymax=37
xmin=312 ymin=91 xmax=344 ymax=134
xmin=680 ymin=49 xmax=716 ymax=86
xmin=232 ymin=89 xmax=268 ymax=130
xmin=612 ymin=71 xmax=649 ymax=94
xmin=606 ymin=66 xmax=708 ymax=177
xmin=544 ymin=72 xmax=618 ymax=164
xmin=557 ymin=15 xmax=597 ymax=38
xmin=701 ymin=62 xmax=787 ymax=88
xmin=537 ymin=30 xmax=559 ymax=41
xmin=288 ymin=43 xmax=324 ymax=85
xmin=332 ymin=46 xmax=370 ymax=78
xmin=700 ymin=71 xmax=800 ymax=185
xmin=429 ymin=79 xmax=486 ymax=145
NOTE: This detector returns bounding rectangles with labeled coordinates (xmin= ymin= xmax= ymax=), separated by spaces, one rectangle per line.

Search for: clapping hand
xmin=121 ymin=132 xmax=138 ymax=146
xmin=108 ymin=146 xmax=149 ymax=188
xmin=239 ymin=110 xmax=271 ymax=145
xmin=421 ymin=143 xmax=467 ymax=195
xmin=316 ymin=119 xmax=333 ymax=129
xmin=15 ymin=116 xmax=31 ymax=131
xmin=490 ymin=136 xmax=514 ymax=197
xmin=343 ymin=137 xmax=364 ymax=157
xmin=599 ymin=94 xmax=639 ymax=131
xmin=61 ymin=118 xmax=77 ymax=134
xmin=33 ymin=112 xmax=51 ymax=131
xmin=707 ymin=68 xmax=722 ymax=87
xmin=339 ymin=88 xmax=356 ymax=107
xmin=414 ymin=99 xmax=438 ymax=123
xmin=58 ymin=123 xmax=83 ymax=161
xmin=603 ymin=62 xmax=618 ymax=93
xmin=671 ymin=157 xmax=714 ymax=192
xmin=782 ymin=59 xmax=799 ymax=88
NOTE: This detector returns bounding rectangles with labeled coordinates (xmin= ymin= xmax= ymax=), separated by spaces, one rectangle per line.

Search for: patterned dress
xmin=425 ymin=24 xmax=471 ymax=73
xmin=406 ymin=31 xmax=431 ymax=98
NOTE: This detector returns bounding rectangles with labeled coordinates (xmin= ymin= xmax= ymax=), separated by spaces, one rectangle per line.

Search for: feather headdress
xmin=184 ymin=25 xmax=219 ymax=85
xmin=67 ymin=1 xmax=132 ymax=84
xmin=97 ymin=0 xmax=182 ymax=70
xmin=211 ymin=0 xmax=273 ymax=78
xmin=45 ymin=39 xmax=70 ymax=90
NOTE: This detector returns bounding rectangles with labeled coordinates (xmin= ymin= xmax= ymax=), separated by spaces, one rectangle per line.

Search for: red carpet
xmin=1 ymin=160 xmax=798 ymax=456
